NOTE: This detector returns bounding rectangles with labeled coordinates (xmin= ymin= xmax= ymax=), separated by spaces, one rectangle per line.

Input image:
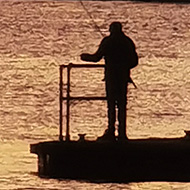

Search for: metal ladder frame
xmin=59 ymin=63 xmax=106 ymax=141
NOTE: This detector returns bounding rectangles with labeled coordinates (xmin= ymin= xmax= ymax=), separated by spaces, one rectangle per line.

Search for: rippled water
xmin=1 ymin=1 xmax=190 ymax=189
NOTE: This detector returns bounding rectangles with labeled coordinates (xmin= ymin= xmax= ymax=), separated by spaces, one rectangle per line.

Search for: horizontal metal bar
xmin=60 ymin=63 xmax=105 ymax=69
xmin=62 ymin=96 xmax=106 ymax=101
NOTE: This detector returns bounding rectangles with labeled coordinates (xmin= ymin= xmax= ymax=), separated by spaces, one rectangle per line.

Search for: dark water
xmin=0 ymin=1 xmax=190 ymax=189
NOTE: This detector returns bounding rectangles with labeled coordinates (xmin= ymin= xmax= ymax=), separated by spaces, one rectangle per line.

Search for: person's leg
xmin=106 ymin=79 xmax=117 ymax=134
xmin=97 ymin=80 xmax=116 ymax=141
xmin=117 ymin=82 xmax=128 ymax=140
xmin=107 ymin=98 xmax=116 ymax=134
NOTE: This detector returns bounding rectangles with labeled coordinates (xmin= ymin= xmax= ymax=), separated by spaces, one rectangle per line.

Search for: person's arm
xmin=80 ymin=38 xmax=106 ymax=62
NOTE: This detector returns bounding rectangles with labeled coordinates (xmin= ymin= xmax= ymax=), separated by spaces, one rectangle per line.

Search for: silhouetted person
xmin=80 ymin=22 xmax=138 ymax=141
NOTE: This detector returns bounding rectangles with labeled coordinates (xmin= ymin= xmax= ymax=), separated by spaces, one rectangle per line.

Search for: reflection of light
xmin=0 ymin=141 xmax=37 ymax=175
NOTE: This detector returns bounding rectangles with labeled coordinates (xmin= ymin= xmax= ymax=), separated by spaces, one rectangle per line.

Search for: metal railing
xmin=59 ymin=63 xmax=106 ymax=141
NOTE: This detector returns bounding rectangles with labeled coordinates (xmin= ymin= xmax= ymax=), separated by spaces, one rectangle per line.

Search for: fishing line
xmin=79 ymin=0 xmax=105 ymax=38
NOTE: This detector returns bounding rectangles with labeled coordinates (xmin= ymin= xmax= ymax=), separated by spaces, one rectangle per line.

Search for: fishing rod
xmin=79 ymin=1 xmax=104 ymax=37
xmin=79 ymin=0 xmax=137 ymax=89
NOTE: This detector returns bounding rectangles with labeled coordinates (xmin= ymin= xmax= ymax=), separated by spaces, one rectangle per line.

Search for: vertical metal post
xmin=59 ymin=66 xmax=63 ymax=141
xmin=66 ymin=64 xmax=71 ymax=141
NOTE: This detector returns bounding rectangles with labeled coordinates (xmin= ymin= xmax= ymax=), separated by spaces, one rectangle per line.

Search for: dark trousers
xmin=105 ymin=78 xmax=128 ymax=137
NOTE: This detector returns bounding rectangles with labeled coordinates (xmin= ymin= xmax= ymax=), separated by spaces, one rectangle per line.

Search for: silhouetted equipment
xmin=79 ymin=1 xmax=104 ymax=37
xmin=30 ymin=64 xmax=190 ymax=182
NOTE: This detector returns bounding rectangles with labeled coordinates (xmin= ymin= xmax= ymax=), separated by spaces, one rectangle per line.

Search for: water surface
xmin=0 ymin=1 xmax=190 ymax=189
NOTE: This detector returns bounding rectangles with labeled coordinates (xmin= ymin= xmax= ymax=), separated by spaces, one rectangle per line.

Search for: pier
xmin=30 ymin=64 xmax=190 ymax=182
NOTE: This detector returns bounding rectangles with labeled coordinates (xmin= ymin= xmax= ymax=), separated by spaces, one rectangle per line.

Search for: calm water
xmin=1 ymin=0 xmax=190 ymax=189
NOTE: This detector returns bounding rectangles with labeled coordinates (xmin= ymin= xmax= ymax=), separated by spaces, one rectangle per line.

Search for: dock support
xmin=59 ymin=66 xmax=63 ymax=141
xmin=59 ymin=64 xmax=105 ymax=142
xmin=59 ymin=64 xmax=71 ymax=141
xmin=66 ymin=64 xmax=71 ymax=141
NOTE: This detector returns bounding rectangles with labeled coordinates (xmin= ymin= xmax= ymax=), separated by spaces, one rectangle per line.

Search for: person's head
xmin=109 ymin=22 xmax=122 ymax=34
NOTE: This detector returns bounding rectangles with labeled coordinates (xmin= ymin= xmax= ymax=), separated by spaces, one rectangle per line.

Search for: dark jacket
xmin=81 ymin=32 xmax=138 ymax=82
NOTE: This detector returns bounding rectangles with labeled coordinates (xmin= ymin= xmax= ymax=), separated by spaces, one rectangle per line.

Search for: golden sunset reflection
xmin=0 ymin=0 xmax=190 ymax=189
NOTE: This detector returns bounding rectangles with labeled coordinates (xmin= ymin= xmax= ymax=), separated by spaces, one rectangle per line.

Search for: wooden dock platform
xmin=30 ymin=137 xmax=190 ymax=182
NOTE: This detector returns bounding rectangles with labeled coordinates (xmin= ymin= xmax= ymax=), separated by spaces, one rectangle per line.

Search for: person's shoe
xmin=97 ymin=129 xmax=115 ymax=142
xmin=117 ymin=135 xmax=128 ymax=143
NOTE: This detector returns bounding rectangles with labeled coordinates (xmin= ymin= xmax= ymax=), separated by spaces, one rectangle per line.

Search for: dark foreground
xmin=30 ymin=138 xmax=190 ymax=182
